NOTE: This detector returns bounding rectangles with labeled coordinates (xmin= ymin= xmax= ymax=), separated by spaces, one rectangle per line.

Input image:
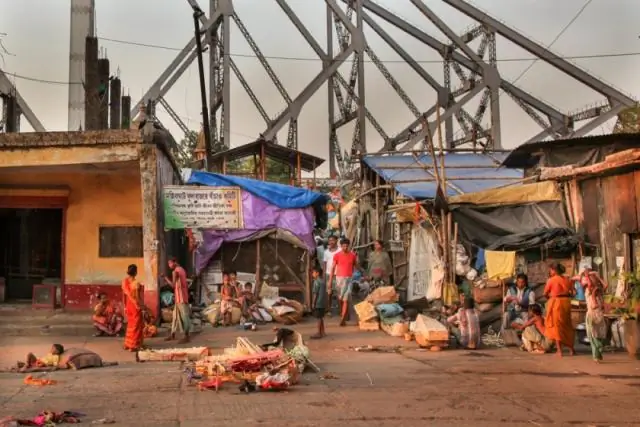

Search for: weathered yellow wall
xmin=0 ymin=171 xmax=144 ymax=285
xmin=0 ymin=145 xmax=139 ymax=168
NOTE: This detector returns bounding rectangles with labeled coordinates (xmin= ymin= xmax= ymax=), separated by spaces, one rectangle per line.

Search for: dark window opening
xmin=99 ymin=226 xmax=143 ymax=258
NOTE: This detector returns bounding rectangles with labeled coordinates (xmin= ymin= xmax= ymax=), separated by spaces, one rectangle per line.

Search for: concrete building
xmin=0 ymin=125 xmax=181 ymax=317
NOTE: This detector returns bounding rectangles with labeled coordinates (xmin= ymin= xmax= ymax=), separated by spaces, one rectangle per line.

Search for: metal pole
xmin=193 ymin=7 xmax=214 ymax=171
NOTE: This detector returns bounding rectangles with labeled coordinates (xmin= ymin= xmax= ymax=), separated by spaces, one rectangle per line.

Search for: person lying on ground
xmin=17 ymin=344 xmax=64 ymax=372
xmin=447 ymin=298 xmax=481 ymax=350
xmin=513 ymin=304 xmax=553 ymax=354
xmin=311 ymin=267 xmax=327 ymax=339
xmin=92 ymin=292 xmax=124 ymax=337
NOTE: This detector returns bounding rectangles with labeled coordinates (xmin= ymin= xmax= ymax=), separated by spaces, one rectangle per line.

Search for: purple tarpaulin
xmin=194 ymin=190 xmax=315 ymax=273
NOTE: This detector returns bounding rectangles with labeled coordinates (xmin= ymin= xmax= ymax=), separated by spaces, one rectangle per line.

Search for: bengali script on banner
xmin=163 ymin=186 xmax=243 ymax=229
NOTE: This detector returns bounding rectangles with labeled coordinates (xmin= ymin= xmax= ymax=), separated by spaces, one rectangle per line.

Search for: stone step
xmin=0 ymin=323 xmax=99 ymax=337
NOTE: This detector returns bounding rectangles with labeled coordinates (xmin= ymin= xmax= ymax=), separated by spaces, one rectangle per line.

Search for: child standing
xmin=311 ymin=267 xmax=327 ymax=339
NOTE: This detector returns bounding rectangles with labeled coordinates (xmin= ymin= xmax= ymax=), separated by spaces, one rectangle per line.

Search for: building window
xmin=99 ymin=226 xmax=143 ymax=258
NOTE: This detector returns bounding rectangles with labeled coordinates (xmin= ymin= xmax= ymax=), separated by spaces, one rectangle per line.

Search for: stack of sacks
xmin=355 ymin=286 xmax=408 ymax=336
xmin=376 ymin=302 xmax=409 ymax=337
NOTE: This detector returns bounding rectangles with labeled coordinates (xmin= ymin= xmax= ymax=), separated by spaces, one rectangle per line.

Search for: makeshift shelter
xmin=179 ymin=169 xmax=329 ymax=307
xmin=449 ymin=181 xmax=578 ymax=252
xmin=356 ymin=151 xmax=523 ymax=299
xmin=512 ymin=134 xmax=640 ymax=283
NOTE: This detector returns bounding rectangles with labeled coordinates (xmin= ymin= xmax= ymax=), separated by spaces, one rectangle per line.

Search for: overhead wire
xmin=97 ymin=35 xmax=639 ymax=64
xmin=3 ymin=50 xmax=637 ymax=87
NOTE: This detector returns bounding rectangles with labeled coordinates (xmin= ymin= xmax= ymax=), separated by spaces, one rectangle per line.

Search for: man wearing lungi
xmin=328 ymin=238 xmax=359 ymax=327
xmin=163 ymin=257 xmax=191 ymax=344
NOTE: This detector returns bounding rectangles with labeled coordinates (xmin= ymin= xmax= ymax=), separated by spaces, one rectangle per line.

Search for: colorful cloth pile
xmin=1 ymin=411 xmax=83 ymax=426
xmin=188 ymin=337 xmax=300 ymax=392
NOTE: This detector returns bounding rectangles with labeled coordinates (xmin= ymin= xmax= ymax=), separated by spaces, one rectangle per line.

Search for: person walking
xmin=163 ymin=257 xmax=191 ymax=344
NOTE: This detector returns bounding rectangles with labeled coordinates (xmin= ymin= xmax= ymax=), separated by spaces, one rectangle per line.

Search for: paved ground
xmin=1 ymin=318 xmax=639 ymax=427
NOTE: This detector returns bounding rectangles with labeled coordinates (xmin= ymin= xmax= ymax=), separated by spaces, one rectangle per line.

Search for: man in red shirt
xmin=328 ymin=238 xmax=359 ymax=326
xmin=163 ymin=257 xmax=191 ymax=343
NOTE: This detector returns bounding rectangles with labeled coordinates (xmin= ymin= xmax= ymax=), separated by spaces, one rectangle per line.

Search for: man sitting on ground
xmin=447 ymin=298 xmax=481 ymax=350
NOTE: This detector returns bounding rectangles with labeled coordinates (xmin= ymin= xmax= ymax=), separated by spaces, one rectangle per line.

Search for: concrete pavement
xmin=1 ymin=319 xmax=640 ymax=426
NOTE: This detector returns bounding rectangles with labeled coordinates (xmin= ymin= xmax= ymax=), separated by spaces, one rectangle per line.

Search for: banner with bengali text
xmin=163 ymin=186 xmax=243 ymax=229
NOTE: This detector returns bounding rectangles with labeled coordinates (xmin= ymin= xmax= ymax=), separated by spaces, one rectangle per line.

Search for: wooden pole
xmin=260 ymin=142 xmax=266 ymax=180
xmin=375 ymin=173 xmax=380 ymax=240
xmin=255 ymin=239 xmax=261 ymax=296
xmin=312 ymin=160 xmax=316 ymax=189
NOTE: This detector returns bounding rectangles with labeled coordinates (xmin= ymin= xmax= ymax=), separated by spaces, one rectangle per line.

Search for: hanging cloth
xmin=485 ymin=250 xmax=516 ymax=280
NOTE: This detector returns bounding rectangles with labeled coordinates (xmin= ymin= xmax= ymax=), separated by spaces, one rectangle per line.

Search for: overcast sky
xmin=1 ymin=0 xmax=639 ymax=174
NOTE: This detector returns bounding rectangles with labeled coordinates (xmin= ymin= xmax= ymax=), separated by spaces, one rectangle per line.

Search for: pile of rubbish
xmin=356 ymin=286 xmax=452 ymax=349
xmin=184 ymin=332 xmax=315 ymax=392
xmin=355 ymin=286 xmax=409 ymax=337
xmin=201 ymin=282 xmax=305 ymax=327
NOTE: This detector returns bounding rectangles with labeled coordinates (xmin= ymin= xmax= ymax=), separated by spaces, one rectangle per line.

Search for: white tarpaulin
xmin=408 ymin=226 xmax=441 ymax=301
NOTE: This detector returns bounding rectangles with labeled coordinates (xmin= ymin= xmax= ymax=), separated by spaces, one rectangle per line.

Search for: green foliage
xmin=226 ymin=157 xmax=291 ymax=184
xmin=173 ymin=130 xmax=199 ymax=168
xmin=618 ymin=270 xmax=640 ymax=319
xmin=614 ymin=104 xmax=640 ymax=134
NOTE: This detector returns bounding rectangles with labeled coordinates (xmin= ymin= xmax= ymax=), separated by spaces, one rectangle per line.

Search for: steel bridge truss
xmin=133 ymin=0 xmax=636 ymax=177
xmin=0 ymin=69 xmax=46 ymax=133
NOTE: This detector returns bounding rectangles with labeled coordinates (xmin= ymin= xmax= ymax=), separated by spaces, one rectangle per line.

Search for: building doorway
xmin=0 ymin=208 xmax=63 ymax=301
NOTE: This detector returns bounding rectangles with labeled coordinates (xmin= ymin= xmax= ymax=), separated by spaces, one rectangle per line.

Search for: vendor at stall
xmin=502 ymin=273 xmax=536 ymax=331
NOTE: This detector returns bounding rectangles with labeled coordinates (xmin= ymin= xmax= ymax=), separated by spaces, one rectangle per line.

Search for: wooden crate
xmin=358 ymin=320 xmax=380 ymax=331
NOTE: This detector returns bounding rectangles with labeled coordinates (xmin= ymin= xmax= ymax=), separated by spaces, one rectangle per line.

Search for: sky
xmin=1 ymin=0 xmax=639 ymax=175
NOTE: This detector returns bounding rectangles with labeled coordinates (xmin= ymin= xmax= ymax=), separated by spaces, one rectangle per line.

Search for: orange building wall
xmin=0 ymin=170 xmax=144 ymax=308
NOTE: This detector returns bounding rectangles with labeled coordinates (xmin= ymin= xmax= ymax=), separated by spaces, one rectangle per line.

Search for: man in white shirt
xmin=323 ymin=235 xmax=340 ymax=316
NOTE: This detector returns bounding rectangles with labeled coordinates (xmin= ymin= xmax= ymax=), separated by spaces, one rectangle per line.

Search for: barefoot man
xmin=163 ymin=257 xmax=191 ymax=344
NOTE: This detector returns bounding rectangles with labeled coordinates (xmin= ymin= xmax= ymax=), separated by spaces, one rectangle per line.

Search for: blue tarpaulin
xmin=183 ymin=169 xmax=329 ymax=226
xmin=362 ymin=153 xmax=523 ymax=199
xmin=185 ymin=169 xmax=329 ymax=208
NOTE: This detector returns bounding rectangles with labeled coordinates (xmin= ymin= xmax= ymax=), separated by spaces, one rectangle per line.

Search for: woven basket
xmin=570 ymin=309 xmax=586 ymax=329
xmin=161 ymin=308 xmax=173 ymax=324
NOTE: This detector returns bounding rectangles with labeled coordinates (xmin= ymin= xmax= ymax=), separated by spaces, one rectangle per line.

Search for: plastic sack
xmin=354 ymin=301 xmax=378 ymax=322
xmin=160 ymin=291 xmax=174 ymax=307
xmin=376 ymin=303 xmax=403 ymax=318
xmin=366 ymin=286 xmax=398 ymax=305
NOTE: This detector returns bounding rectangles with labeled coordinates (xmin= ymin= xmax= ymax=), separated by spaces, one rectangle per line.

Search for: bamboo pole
xmin=375 ymin=174 xmax=380 ymax=240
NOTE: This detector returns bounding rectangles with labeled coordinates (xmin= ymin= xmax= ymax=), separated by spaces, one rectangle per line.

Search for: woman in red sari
xmin=122 ymin=264 xmax=144 ymax=351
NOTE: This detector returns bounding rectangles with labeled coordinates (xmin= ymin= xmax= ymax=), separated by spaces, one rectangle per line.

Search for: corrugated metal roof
xmin=362 ymin=152 xmax=523 ymax=199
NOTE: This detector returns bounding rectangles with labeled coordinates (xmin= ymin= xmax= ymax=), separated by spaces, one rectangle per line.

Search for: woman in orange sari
xmin=122 ymin=264 xmax=144 ymax=351
xmin=543 ymin=263 xmax=575 ymax=357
